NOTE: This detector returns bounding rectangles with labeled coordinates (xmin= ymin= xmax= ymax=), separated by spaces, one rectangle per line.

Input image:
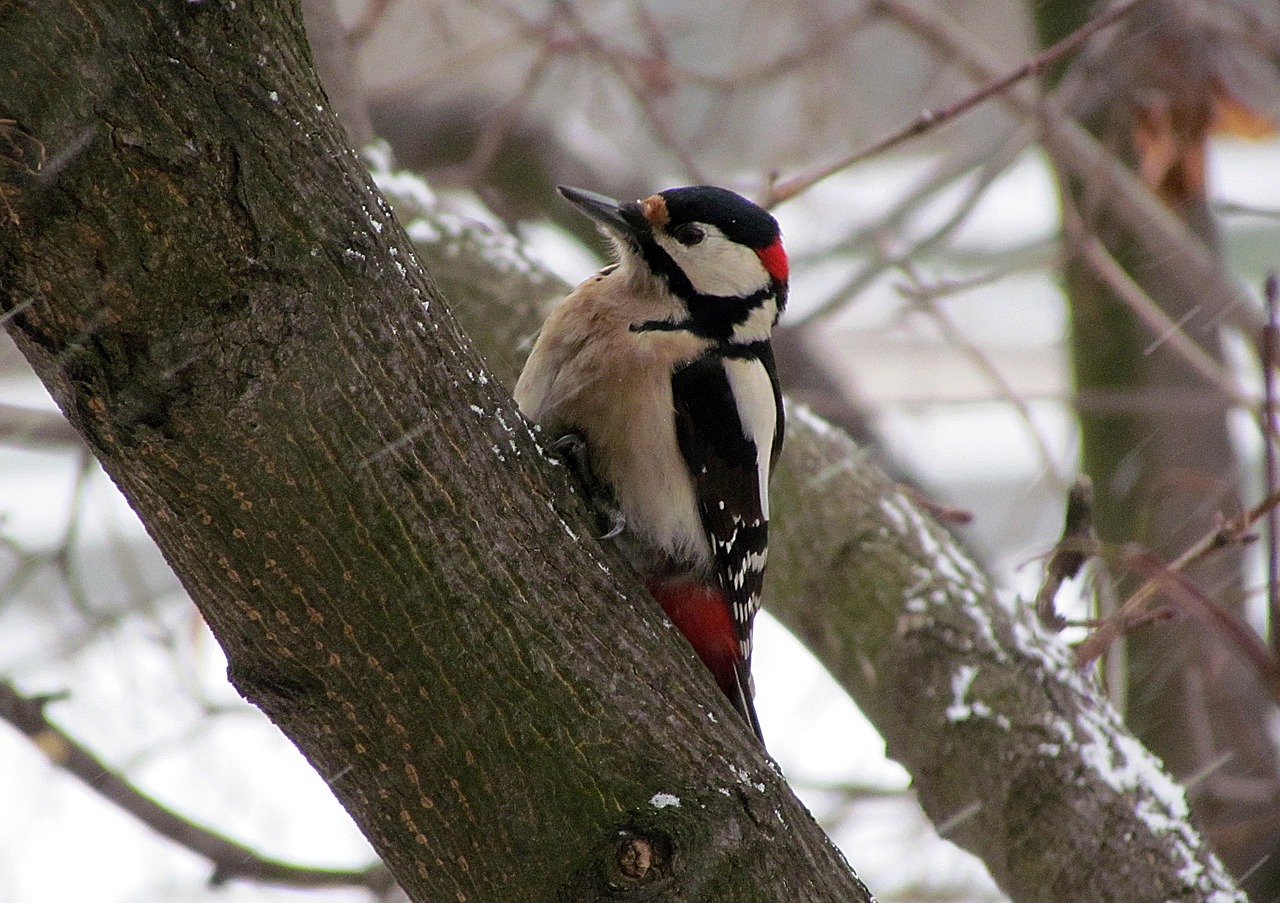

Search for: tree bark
xmin=768 ymin=414 xmax=1241 ymax=901
xmin=0 ymin=3 xmax=870 ymax=901
xmin=0 ymin=1 xmax=1247 ymax=901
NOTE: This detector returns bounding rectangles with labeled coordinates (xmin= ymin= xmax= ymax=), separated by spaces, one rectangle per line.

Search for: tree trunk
xmin=0 ymin=2 xmax=871 ymax=900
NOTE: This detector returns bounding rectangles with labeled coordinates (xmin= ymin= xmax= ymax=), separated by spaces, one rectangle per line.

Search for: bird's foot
xmin=551 ymin=432 xmax=626 ymax=540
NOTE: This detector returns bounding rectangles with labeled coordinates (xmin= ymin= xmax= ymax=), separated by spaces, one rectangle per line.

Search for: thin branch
xmin=789 ymin=778 xmax=912 ymax=800
xmin=1060 ymin=196 xmax=1250 ymax=410
xmin=843 ymin=0 xmax=1260 ymax=337
xmin=1075 ymin=488 xmax=1280 ymax=667
xmin=1265 ymin=273 xmax=1280 ymax=657
xmin=895 ymin=261 xmax=1069 ymax=483
xmin=0 ymin=681 xmax=395 ymax=894
xmin=1217 ymin=200 xmax=1280 ymax=220
xmin=346 ymin=0 xmax=395 ymax=46
xmin=1122 ymin=551 xmax=1280 ymax=706
xmin=371 ymin=13 xmax=536 ymax=104
xmin=794 ymin=131 xmax=1031 ymax=324
xmin=433 ymin=47 xmax=554 ymax=188
xmin=763 ymin=0 xmax=1150 ymax=206
xmin=0 ymin=402 xmax=82 ymax=449
xmin=552 ymin=1 xmax=704 ymax=182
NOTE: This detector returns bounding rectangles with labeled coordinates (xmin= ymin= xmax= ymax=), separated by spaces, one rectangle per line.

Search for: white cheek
xmin=654 ymin=233 xmax=770 ymax=298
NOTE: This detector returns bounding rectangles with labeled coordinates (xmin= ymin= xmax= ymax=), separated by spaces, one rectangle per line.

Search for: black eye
xmin=671 ymin=223 xmax=705 ymax=246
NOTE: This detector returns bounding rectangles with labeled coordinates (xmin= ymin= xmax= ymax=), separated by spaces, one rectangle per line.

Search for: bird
xmin=514 ymin=184 xmax=787 ymax=743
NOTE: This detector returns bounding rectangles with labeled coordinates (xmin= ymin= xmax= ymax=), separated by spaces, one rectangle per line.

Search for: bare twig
xmin=1218 ymin=201 xmax=1280 ymax=220
xmin=346 ymin=0 xmax=395 ymax=46
xmin=795 ymin=131 xmax=1034 ymax=325
xmin=1060 ymin=195 xmax=1248 ymax=409
xmin=902 ymin=485 xmax=973 ymax=526
xmin=690 ymin=9 xmax=875 ymax=90
xmin=1265 ymin=273 xmax=1280 ymax=656
xmin=548 ymin=0 xmax=703 ymax=183
xmin=764 ymin=0 xmax=1149 ymax=206
xmin=1075 ymin=488 xmax=1280 ymax=668
xmin=0 ymin=681 xmax=395 ymax=894
xmin=853 ymin=0 xmax=1259 ymax=341
xmin=896 ymin=261 xmax=1068 ymax=483
xmin=0 ymin=403 xmax=81 ymax=448
xmin=1122 ymin=552 xmax=1280 ymax=706
xmin=434 ymin=48 xmax=554 ymax=187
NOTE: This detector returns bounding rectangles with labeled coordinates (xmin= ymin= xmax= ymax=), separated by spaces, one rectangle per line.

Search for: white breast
xmin=514 ymin=267 xmax=715 ymax=576
xmin=585 ymin=372 xmax=712 ymax=572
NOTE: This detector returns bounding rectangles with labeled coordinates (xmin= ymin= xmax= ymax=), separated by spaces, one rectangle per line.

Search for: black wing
xmin=671 ymin=346 xmax=783 ymax=663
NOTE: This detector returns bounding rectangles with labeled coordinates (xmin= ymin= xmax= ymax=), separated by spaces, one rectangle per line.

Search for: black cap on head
xmin=659 ymin=186 xmax=779 ymax=251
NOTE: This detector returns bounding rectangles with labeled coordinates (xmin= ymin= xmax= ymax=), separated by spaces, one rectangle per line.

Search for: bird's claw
xmin=551 ymin=431 xmax=626 ymax=541
xmin=599 ymin=510 xmax=626 ymax=540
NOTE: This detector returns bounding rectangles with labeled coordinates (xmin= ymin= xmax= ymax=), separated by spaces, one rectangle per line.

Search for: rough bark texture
xmin=767 ymin=415 xmax=1243 ymax=902
xmin=0 ymin=3 xmax=871 ymax=901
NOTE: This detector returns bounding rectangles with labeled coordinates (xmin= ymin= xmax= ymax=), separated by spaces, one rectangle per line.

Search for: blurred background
xmin=3 ymin=0 xmax=1280 ymax=900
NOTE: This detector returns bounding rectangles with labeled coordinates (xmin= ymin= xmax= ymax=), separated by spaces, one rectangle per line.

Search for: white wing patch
xmin=722 ymin=357 xmax=777 ymax=520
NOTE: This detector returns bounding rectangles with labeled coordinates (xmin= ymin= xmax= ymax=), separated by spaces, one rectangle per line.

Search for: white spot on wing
xmin=731 ymin=550 xmax=768 ymax=592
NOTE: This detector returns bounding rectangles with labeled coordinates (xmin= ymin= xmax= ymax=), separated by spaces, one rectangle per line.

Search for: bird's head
xmin=559 ymin=184 xmax=787 ymax=344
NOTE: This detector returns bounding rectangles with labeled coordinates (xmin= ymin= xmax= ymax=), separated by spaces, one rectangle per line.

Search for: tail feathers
xmin=645 ymin=579 xmax=765 ymax=745
xmin=729 ymin=659 xmax=765 ymax=745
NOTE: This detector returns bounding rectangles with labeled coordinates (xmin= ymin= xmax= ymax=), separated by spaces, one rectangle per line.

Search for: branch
xmin=0 ymin=401 xmax=82 ymax=449
xmin=1060 ymin=195 xmax=1248 ymax=409
xmin=1264 ymin=274 xmax=1280 ymax=656
xmin=1075 ymin=487 xmax=1280 ymax=668
xmin=0 ymin=681 xmax=394 ymax=892
xmin=896 ymin=261 xmax=1069 ymax=482
xmin=764 ymin=408 xmax=1243 ymax=903
xmin=764 ymin=0 xmax=1149 ymax=205
xmin=1119 ymin=554 xmax=1280 ymax=706
xmin=810 ymin=0 xmax=1258 ymax=338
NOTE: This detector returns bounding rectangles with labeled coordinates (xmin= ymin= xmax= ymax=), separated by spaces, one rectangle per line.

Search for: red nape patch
xmin=646 ymin=579 xmax=739 ymax=695
xmin=755 ymin=238 xmax=788 ymax=283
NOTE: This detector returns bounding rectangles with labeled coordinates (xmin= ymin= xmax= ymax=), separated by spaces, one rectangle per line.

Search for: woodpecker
xmin=515 ymin=184 xmax=787 ymax=743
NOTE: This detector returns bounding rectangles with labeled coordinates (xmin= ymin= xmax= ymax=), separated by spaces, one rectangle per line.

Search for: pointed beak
xmin=558 ymin=185 xmax=644 ymax=240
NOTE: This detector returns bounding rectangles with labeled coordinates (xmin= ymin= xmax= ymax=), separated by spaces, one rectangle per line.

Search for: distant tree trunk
xmin=1036 ymin=0 xmax=1280 ymax=891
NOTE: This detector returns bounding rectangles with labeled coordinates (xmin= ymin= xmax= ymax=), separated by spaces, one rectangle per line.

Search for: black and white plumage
xmin=514 ymin=184 xmax=786 ymax=743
